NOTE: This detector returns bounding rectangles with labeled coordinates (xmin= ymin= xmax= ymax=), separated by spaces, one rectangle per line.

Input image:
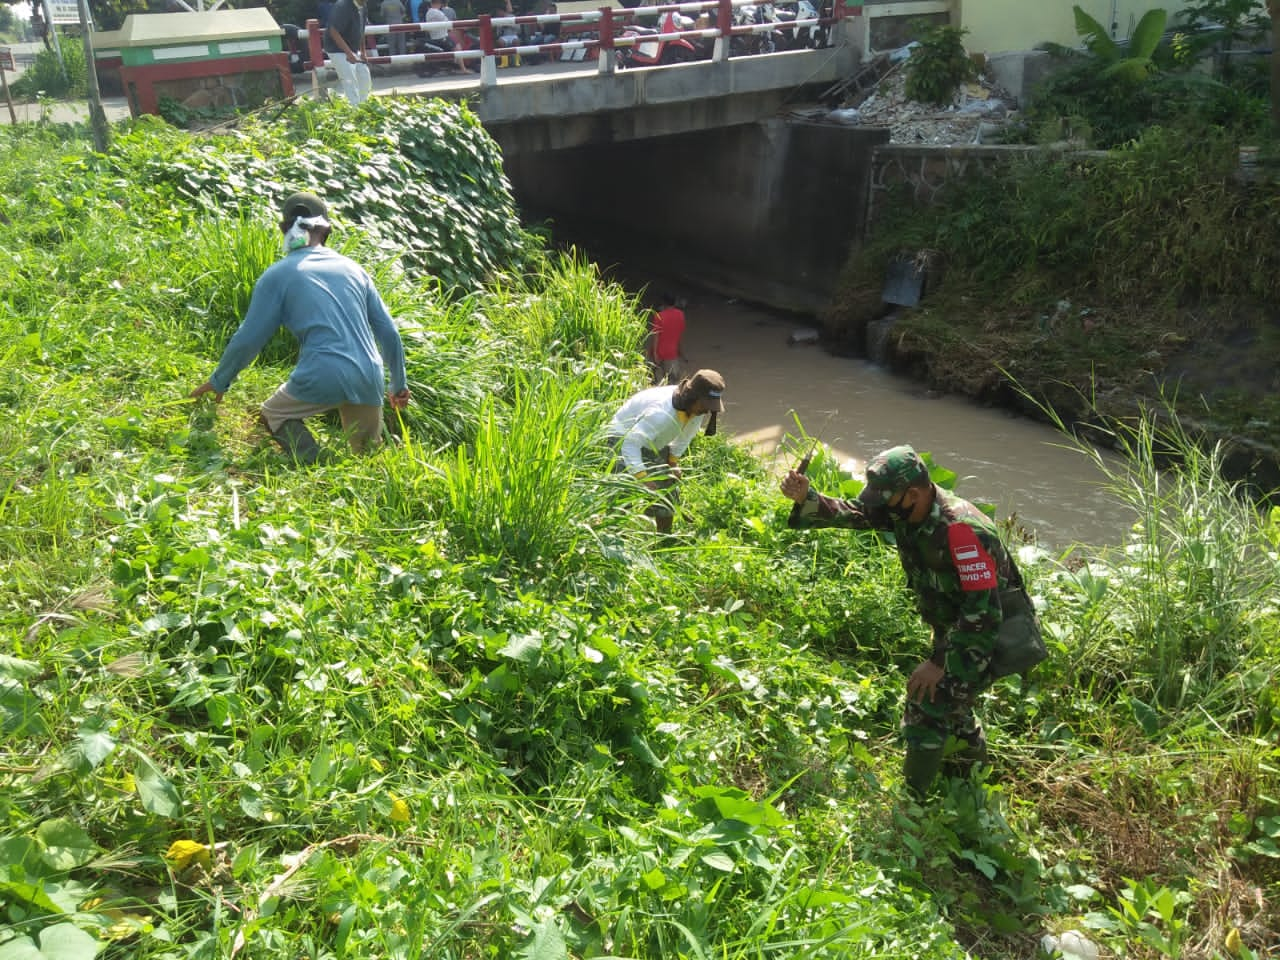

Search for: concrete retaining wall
xmin=867 ymin=142 xmax=1108 ymax=228
xmin=505 ymin=119 xmax=889 ymax=313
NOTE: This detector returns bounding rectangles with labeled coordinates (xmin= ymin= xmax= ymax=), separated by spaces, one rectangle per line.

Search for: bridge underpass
xmin=501 ymin=119 xmax=887 ymax=314
xmin=348 ymin=2 xmax=887 ymax=311
xmin=452 ymin=46 xmax=885 ymax=312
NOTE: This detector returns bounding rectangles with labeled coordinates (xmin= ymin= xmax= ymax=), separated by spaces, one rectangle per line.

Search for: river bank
xmin=821 ymin=273 xmax=1280 ymax=501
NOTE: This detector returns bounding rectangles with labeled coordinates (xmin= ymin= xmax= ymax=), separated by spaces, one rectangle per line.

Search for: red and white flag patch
xmin=947 ymin=524 xmax=997 ymax=591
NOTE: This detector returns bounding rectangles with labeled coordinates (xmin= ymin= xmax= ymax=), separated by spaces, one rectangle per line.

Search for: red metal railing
xmin=302 ymin=0 xmax=850 ymax=88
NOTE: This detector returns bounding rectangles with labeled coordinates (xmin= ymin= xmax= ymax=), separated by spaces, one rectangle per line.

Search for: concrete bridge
xmin=302 ymin=0 xmax=866 ymax=154
xmin=301 ymin=1 xmax=888 ymax=311
xmin=475 ymin=45 xmax=858 ymax=154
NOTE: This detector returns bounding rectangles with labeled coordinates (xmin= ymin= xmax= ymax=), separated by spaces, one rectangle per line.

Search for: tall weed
xmin=485 ymin=250 xmax=646 ymax=363
xmin=1024 ymin=385 xmax=1279 ymax=714
xmin=865 ymin=125 xmax=1280 ymax=305
xmin=439 ymin=371 xmax=646 ymax=570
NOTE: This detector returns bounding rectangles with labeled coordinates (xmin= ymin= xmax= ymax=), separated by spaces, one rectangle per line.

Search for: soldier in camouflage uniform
xmin=780 ymin=444 xmax=1033 ymax=797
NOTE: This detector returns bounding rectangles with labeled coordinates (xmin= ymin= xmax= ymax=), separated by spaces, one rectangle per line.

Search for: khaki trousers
xmin=260 ymin=386 xmax=384 ymax=454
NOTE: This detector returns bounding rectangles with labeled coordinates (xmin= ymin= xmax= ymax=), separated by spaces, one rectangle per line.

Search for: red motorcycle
xmin=618 ymin=10 xmax=698 ymax=67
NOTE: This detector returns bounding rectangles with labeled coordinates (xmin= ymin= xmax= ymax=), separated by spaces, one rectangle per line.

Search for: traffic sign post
xmin=48 ymin=0 xmax=86 ymax=25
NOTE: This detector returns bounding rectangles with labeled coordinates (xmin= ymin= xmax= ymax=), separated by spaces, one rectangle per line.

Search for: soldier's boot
xmin=270 ymin=418 xmax=322 ymax=466
xmin=942 ymin=728 xmax=989 ymax=781
xmin=903 ymin=745 xmax=945 ymax=799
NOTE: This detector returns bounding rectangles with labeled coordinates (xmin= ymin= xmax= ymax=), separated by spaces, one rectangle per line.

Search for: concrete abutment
xmin=503 ymin=119 xmax=889 ymax=313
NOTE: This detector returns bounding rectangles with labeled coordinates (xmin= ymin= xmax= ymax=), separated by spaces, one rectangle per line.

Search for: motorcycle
xmin=412 ymin=35 xmax=466 ymax=76
xmin=773 ymin=0 xmax=829 ymax=49
xmin=618 ymin=10 xmax=699 ymax=67
xmin=730 ymin=3 xmax=786 ymax=56
xmin=282 ymin=23 xmax=306 ymax=74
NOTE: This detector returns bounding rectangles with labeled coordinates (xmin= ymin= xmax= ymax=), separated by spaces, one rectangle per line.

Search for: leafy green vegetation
xmin=1019 ymin=3 xmax=1267 ymax=148
xmin=3 ymin=100 xmax=1280 ymax=960
xmin=10 ymin=39 xmax=87 ymax=100
xmin=904 ymin=23 xmax=976 ymax=106
xmin=832 ymin=122 xmax=1280 ymax=448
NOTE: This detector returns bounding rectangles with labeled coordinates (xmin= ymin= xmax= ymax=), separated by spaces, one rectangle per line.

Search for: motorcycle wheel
xmin=659 ymin=45 xmax=696 ymax=64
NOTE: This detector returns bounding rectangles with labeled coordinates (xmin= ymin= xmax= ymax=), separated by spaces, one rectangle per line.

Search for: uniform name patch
xmin=946 ymin=524 xmax=997 ymax=591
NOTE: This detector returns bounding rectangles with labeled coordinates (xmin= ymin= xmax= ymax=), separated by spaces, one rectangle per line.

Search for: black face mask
xmin=887 ymin=495 xmax=914 ymax=522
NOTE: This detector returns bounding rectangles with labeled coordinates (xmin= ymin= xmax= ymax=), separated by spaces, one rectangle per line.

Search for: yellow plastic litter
xmin=164 ymin=839 xmax=212 ymax=871
xmin=389 ymin=797 xmax=411 ymax=823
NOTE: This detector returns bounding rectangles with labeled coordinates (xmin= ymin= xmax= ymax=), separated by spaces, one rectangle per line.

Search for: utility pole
xmin=41 ymin=0 xmax=67 ymax=83
xmin=76 ymin=0 xmax=109 ymax=150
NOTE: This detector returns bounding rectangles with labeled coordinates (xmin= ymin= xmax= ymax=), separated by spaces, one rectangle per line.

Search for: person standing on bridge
xmin=779 ymin=444 xmax=1044 ymax=798
xmin=645 ymin=292 xmax=687 ymax=385
xmin=382 ymin=0 xmax=407 ymax=56
xmin=325 ymin=0 xmax=373 ymax=104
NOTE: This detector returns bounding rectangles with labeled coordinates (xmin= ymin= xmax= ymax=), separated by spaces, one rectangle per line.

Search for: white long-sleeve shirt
xmin=606 ymin=385 xmax=709 ymax=475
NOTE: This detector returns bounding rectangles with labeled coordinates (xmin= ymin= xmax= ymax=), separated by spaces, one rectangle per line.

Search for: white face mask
xmin=282 ymin=214 xmax=329 ymax=256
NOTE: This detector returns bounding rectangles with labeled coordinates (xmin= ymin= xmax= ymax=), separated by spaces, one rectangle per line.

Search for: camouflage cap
xmin=857 ymin=444 xmax=929 ymax=508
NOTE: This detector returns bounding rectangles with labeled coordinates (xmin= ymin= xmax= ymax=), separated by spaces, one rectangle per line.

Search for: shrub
xmin=904 ymin=24 xmax=975 ymax=106
xmin=10 ymin=39 xmax=87 ymax=99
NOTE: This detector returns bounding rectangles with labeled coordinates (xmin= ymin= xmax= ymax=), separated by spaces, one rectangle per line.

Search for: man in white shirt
xmin=606 ymin=369 xmax=726 ymax=533
xmin=422 ymin=0 xmax=452 ymax=45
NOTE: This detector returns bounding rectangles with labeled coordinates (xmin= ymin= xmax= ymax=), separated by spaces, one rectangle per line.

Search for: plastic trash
xmin=1040 ymin=930 xmax=1100 ymax=960
xmin=889 ymin=40 xmax=919 ymax=63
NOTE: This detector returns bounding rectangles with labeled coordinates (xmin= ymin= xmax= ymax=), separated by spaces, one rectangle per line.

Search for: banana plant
xmin=1072 ymin=3 xmax=1169 ymax=82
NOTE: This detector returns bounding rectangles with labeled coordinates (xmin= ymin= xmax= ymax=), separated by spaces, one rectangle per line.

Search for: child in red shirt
xmin=645 ymin=292 xmax=687 ymax=384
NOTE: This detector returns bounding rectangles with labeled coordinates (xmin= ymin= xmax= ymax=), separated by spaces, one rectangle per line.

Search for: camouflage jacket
xmin=788 ymin=484 xmax=1023 ymax=682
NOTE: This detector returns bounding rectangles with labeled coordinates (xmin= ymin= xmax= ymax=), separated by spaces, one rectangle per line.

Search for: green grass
xmin=2 ymin=103 xmax=1280 ymax=960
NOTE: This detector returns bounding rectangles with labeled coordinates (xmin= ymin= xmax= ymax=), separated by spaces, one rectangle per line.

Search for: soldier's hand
xmin=780 ymin=469 xmax=810 ymax=504
xmin=907 ymin=660 xmax=944 ymax=704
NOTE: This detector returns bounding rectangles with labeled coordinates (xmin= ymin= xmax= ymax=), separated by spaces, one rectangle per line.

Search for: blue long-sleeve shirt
xmin=209 ymin=246 xmax=408 ymax=407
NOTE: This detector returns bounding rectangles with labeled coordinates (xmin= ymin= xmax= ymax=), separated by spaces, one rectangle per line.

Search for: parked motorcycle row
xmin=617 ymin=0 xmax=832 ymax=68
xmin=284 ymin=0 xmax=833 ymax=76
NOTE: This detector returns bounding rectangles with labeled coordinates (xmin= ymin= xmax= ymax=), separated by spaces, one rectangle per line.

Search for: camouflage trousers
xmin=901 ymin=671 xmax=992 ymax=755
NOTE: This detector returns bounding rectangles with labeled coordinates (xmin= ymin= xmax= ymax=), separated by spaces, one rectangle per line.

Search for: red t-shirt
xmin=649 ymin=307 xmax=686 ymax=361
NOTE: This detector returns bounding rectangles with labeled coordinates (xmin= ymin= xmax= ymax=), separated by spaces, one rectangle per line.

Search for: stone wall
xmin=867 ymin=142 xmax=1108 ymax=228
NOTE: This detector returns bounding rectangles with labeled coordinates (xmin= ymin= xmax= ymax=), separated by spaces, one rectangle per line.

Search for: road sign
xmin=47 ymin=0 xmax=84 ymax=25
xmin=0 ymin=48 xmax=14 ymax=71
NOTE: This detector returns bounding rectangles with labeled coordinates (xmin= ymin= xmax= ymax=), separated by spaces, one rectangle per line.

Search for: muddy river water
xmin=673 ymin=291 xmax=1134 ymax=550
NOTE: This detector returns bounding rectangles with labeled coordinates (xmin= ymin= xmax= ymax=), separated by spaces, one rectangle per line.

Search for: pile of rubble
xmin=810 ymin=53 xmax=1018 ymax=145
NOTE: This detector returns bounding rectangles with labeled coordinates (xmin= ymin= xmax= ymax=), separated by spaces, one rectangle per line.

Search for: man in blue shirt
xmin=190 ymin=192 xmax=411 ymax=464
